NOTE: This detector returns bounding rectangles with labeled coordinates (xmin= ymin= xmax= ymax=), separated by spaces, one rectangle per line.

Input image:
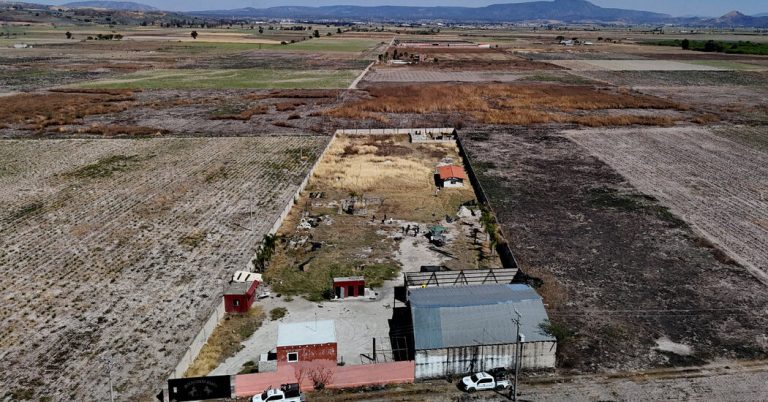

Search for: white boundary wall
xmin=335 ymin=128 xmax=454 ymax=136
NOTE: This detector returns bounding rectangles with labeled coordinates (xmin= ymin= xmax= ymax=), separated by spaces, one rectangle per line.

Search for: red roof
xmin=438 ymin=165 xmax=466 ymax=180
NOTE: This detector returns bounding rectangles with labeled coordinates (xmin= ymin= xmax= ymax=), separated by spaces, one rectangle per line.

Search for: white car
xmin=458 ymin=372 xmax=511 ymax=392
xmin=252 ymin=383 xmax=305 ymax=402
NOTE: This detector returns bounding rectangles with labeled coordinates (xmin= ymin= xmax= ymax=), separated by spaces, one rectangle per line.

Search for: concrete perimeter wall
xmin=415 ymin=341 xmax=557 ymax=379
xmin=336 ymin=128 xmax=454 ymax=136
xmin=456 ymin=135 xmax=519 ymax=269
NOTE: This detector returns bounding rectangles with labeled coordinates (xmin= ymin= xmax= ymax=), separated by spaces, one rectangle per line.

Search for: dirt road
xmin=307 ymin=360 xmax=768 ymax=401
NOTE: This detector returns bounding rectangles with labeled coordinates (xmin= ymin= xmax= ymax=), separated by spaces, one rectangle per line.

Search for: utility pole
xmin=511 ymin=309 xmax=522 ymax=402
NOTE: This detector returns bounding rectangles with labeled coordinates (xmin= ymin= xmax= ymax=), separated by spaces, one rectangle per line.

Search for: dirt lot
xmin=206 ymin=133 xmax=499 ymax=381
xmin=564 ymin=126 xmax=768 ymax=284
xmin=264 ymin=134 xmax=498 ymax=301
xmin=460 ymin=128 xmax=768 ymax=372
xmin=0 ymin=136 xmax=326 ymax=401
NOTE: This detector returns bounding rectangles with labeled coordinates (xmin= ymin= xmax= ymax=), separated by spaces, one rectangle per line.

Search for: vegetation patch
xmin=69 ymin=155 xmax=144 ymax=179
xmin=269 ymin=307 xmax=288 ymax=321
xmin=184 ymin=307 xmax=265 ymax=377
xmin=327 ymin=83 xmax=684 ymax=126
xmin=645 ymin=39 xmax=768 ymax=56
xmin=75 ymin=69 xmax=360 ymax=90
xmin=0 ymin=91 xmax=134 ymax=131
xmin=587 ymin=186 xmax=686 ymax=227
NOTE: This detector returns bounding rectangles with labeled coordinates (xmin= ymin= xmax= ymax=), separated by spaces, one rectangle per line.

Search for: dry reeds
xmin=209 ymin=105 xmax=269 ymax=120
xmin=326 ymin=83 xmax=686 ymax=127
xmin=0 ymin=92 xmax=135 ymax=130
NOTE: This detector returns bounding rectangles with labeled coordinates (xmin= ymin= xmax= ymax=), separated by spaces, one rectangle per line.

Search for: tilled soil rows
xmin=564 ymin=126 xmax=768 ymax=284
xmin=0 ymin=136 xmax=327 ymax=401
xmin=460 ymin=128 xmax=768 ymax=372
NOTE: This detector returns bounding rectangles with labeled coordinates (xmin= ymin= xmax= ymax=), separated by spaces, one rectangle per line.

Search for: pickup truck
xmin=458 ymin=372 xmax=511 ymax=393
xmin=251 ymin=383 xmax=306 ymax=402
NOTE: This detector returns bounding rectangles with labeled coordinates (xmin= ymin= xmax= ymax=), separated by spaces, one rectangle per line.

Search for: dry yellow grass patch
xmin=327 ymin=83 xmax=687 ymax=126
xmin=313 ymin=135 xmax=443 ymax=193
xmin=309 ymin=135 xmax=475 ymax=222
xmin=184 ymin=307 xmax=265 ymax=377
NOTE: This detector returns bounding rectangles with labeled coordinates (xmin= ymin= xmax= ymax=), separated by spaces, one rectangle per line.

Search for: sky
xmin=53 ymin=0 xmax=768 ymax=16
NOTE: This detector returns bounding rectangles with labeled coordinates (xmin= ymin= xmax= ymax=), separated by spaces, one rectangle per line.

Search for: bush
xmin=539 ymin=319 xmax=574 ymax=344
xmin=269 ymin=307 xmax=288 ymax=321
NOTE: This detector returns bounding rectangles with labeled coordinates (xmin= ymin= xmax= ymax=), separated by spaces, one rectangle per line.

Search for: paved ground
xmin=211 ymin=280 xmax=399 ymax=376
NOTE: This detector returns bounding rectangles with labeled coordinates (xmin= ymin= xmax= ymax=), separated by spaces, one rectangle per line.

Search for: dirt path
xmin=307 ymin=360 xmax=768 ymax=401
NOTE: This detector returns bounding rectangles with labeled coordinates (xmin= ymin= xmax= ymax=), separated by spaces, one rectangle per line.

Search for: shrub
xmin=269 ymin=307 xmax=288 ymax=321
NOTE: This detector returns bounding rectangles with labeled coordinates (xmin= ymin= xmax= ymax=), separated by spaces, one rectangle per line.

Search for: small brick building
xmin=276 ymin=320 xmax=337 ymax=364
xmin=223 ymin=280 xmax=259 ymax=313
xmin=437 ymin=165 xmax=466 ymax=188
xmin=333 ymin=276 xmax=365 ymax=299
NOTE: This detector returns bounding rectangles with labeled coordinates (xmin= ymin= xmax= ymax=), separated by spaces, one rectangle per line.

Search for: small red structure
xmin=437 ymin=165 xmax=467 ymax=188
xmin=276 ymin=320 xmax=337 ymax=364
xmin=333 ymin=276 xmax=365 ymax=299
xmin=224 ymin=280 xmax=259 ymax=313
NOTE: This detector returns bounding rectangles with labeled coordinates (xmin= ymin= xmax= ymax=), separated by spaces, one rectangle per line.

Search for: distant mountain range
xmin=191 ymin=0 xmax=670 ymax=24
xmin=6 ymin=0 xmax=768 ymax=26
xmin=697 ymin=10 xmax=768 ymax=27
xmin=62 ymin=1 xmax=157 ymax=11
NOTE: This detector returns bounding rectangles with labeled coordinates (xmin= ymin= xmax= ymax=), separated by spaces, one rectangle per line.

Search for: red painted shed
xmin=224 ymin=280 xmax=259 ymax=313
xmin=333 ymin=276 xmax=365 ymax=299
xmin=276 ymin=320 xmax=337 ymax=364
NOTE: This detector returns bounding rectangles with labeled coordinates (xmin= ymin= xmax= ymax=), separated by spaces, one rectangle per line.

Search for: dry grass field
xmin=328 ymin=83 xmax=689 ymax=126
xmin=565 ymin=126 xmax=768 ymax=284
xmin=0 ymin=136 xmax=326 ymax=401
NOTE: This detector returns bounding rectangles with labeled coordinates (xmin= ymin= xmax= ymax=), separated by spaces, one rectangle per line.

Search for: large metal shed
xmin=408 ymin=284 xmax=556 ymax=379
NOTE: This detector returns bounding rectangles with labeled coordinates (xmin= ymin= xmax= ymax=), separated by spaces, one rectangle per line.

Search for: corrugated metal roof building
xmin=409 ymin=284 xmax=556 ymax=379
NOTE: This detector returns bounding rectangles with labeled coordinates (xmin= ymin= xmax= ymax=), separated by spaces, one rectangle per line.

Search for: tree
xmin=258 ymin=26 xmax=264 ymax=34
xmin=326 ymin=32 xmax=331 ymax=36
xmin=65 ymin=31 xmax=72 ymax=39
xmin=337 ymin=27 xmax=342 ymax=34
xmin=190 ymin=31 xmax=198 ymax=39
xmin=681 ymin=39 xmax=690 ymax=50
xmin=313 ymin=29 xmax=320 ymax=38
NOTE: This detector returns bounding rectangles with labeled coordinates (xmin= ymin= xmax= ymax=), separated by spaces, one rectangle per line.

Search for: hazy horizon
xmin=38 ymin=0 xmax=768 ymax=17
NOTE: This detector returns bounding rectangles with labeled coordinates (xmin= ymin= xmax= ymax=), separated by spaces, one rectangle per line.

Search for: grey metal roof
xmin=410 ymin=284 xmax=555 ymax=350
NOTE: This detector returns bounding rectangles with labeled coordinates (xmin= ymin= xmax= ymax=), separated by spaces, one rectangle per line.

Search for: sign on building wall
xmin=168 ymin=375 xmax=231 ymax=401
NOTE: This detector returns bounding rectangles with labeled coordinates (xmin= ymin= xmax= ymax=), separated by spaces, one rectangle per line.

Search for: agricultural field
xmin=564 ymin=126 xmax=768 ymax=284
xmin=460 ymin=128 xmax=768 ymax=372
xmin=0 ymin=136 xmax=327 ymax=401
xmin=75 ymin=68 xmax=361 ymax=90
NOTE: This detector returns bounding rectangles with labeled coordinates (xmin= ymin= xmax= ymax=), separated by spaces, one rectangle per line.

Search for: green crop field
xmin=73 ymin=68 xmax=360 ymax=89
xmin=684 ymin=60 xmax=767 ymax=71
xmin=268 ymin=38 xmax=383 ymax=52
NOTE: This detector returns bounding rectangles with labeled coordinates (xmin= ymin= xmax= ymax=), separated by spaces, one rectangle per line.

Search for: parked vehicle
xmin=485 ymin=366 xmax=510 ymax=378
xmin=458 ymin=372 xmax=511 ymax=393
xmin=252 ymin=383 xmax=305 ymax=402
